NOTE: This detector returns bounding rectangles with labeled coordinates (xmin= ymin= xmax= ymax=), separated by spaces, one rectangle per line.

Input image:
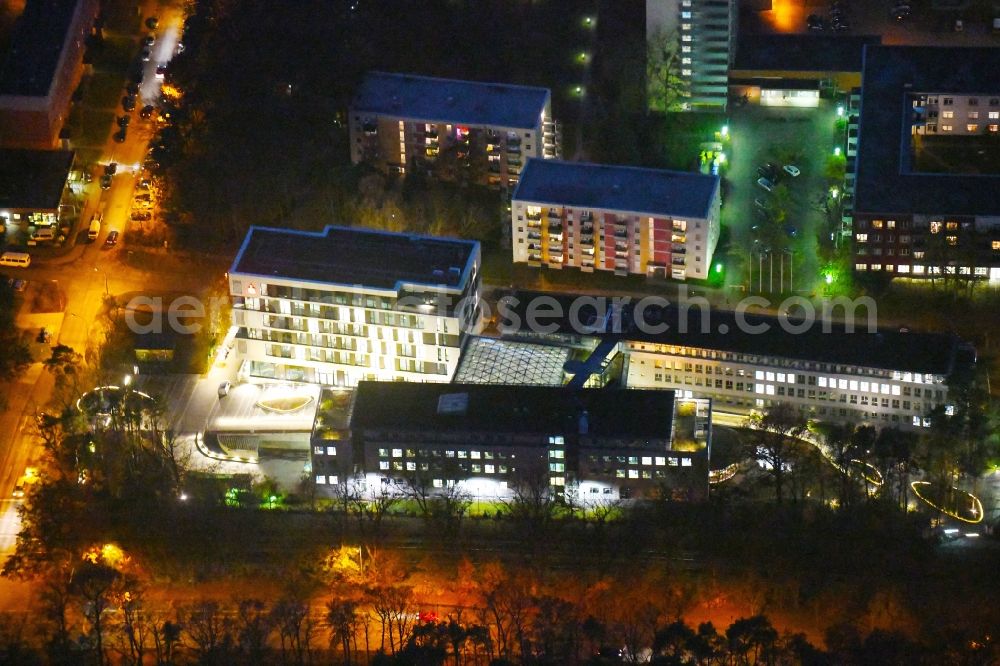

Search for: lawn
xmin=86 ymin=69 xmax=127 ymax=110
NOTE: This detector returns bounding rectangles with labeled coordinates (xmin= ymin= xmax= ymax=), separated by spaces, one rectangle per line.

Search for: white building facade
xmin=511 ymin=160 xmax=721 ymax=280
xmin=229 ymin=226 xmax=482 ymax=387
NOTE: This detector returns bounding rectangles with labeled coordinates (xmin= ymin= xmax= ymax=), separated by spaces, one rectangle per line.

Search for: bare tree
xmin=180 ymin=600 xmax=235 ymax=663
xmin=271 ymin=596 xmax=314 ymax=665
xmin=744 ymin=403 xmax=808 ymax=504
xmin=234 ymin=598 xmax=273 ymax=663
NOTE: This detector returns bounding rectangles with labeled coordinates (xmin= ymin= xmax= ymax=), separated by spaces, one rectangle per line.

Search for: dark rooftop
xmin=0 ymin=0 xmax=83 ymax=97
xmin=351 ymin=381 xmax=675 ymax=440
xmin=855 ymin=46 xmax=1000 ymax=216
xmin=230 ymin=225 xmax=479 ymax=290
xmin=351 ymin=72 xmax=550 ymax=130
xmin=499 ymin=290 xmax=960 ymax=376
xmin=733 ymin=34 xmax=881 ymax=73
xmin=0 ymin=149 xmax=73 ymax=210
xmin=513 ymin=159 xmax=720 ymax=220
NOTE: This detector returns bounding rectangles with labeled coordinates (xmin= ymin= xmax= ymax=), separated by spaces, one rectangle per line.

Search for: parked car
xmin=754 ymin=198 xmax=768 ymax=210
xmin=807 ymin=14 xmax=824 ymax=30
xmin=122 ymin=95 xmax=136 ymax=112
xmin=104 ymin=230 xmax=120 ymax=247
xmin=783 ymin=164 xmax=801 ymax=177
xmin=7 ymin=277 xmax=26 ymax=292
xmin=117 ymin=114 xmax=130 ymax=128
xmin=131 ymin=211 xmax=151 ymax=221
xmin=218 ymin=381 xmax=232 ymax=398
xmin=146 ymin=16 xmax=159 ymax=30
xmin=143 ymin=34 xmax=155 ymax=47
xmin=12 ymin=484 xmax=24 ymax=499
xmin=114 ymin=128 xmax=127 ymax=143
xmin=757 ymin=177 xmax=775 ymax=192
xmin=100 ymin=174 xmax=113 ymax=190
xmin=155 ymin=63 xmax=167 ymax=80
xmin=104 ymin=162 xmax=118 ymax=176
xmin=141 ymin=47 xmax=151 ymax=62
xmin=140 ymin=104 xmax=155 ymax=119
xmin=125 ymin=81 xmax=139 ymax=96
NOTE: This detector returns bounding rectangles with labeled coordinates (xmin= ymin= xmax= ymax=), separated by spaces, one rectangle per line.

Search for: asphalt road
xmin=0 ymin=0 xmax=190 ymax=556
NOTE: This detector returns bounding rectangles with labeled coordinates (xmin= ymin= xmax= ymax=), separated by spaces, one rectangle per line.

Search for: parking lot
xmin=721 ymin=100 xmax=840 ymax=294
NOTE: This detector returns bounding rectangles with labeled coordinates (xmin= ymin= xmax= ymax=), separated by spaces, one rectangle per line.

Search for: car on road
xmin=7 ymin=277 xmax=26 ymax=292
xmin=783 ymin=165 xmax=801 ymax=177
xmin=100 ymin=174 xmax=113 ymax=190
xmin=104 ymin=162 xmax=118 ymax=176
xmin=12 ymin=484 xmax=24 ymax=499
xmin=218 ymin=381 xmax=232 ymax=398
xmin=143 ymin=34 xmax=155 ymax=47
xmin=757 ymin=177 xmax=775 ymax=192
xmin=140 ymin=104 xmax=155 ymax=119
xmin=122 ymin=95 xmax=136 ymax=112
xmin=114 ymin=128 xmax=127 ymax=143
xmin=807 ymin=14 xmax=824 ymax=30
xmin=125 ymin=81 xmax=139 ymax=96
xmin=146 ymin=16 xmax=158 ymax=30
xmin=131 ymin=211 xmax=151 ymax=221
xmin=141 ymin=47 xmax=151 ymax=62
xmin=104 ymin=230 xmax=119 ymax=247
xmin=117 ymin=114 xmax=130 ymax=128
xmin=155 ymin=63 xmax=167 ymax=80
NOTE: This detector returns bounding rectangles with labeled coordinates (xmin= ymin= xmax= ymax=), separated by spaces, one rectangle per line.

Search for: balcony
xmin=526 ymin=218 xmax=541 ymax=229
xmin=526 ymin=210 xmax=541 ymax=221
xmin=362 ymin=122 xmax=377 ymax=135
xmin=527 ymin=231 xmax=541 ymax=241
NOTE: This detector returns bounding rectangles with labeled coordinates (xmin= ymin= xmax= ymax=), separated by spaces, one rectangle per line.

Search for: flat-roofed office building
xmin=229 ymin=225 xmax=482 ymax=386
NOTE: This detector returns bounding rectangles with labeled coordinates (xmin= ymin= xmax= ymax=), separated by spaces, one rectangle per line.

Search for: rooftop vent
xmin=438 ymin=392 xmax=469 ymax=416
xmin=611 ymin=183 xmax=622 ymax=193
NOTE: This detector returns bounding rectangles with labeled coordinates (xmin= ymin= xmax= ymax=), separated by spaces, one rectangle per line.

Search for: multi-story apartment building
xmin=496 ymin=291 xmax=971 ymax=431
xmin=511 ymin=159 xmax=721 ymax=280
xmin=311 ymin=381 xmax=712 ymax=503
xmin=0 ymin=0 xmax=99 ymax=148
xmin=853 ymin=46 xmax=1000 ymax=281
xmin=228 ymin=225 xmax=482 ymax=387
xmin=348 ymin=72 xmax=558 ymax=189
xmin=646 ymin=0 xmax=738 ymax=112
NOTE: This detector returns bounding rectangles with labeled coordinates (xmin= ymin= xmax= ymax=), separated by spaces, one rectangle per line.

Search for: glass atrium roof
xmin=454 ymin=337 xmax=570 ymax=386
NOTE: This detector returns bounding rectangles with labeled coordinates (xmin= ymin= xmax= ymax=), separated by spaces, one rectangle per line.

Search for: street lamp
xmin=834 ymin=146 xmax=842 ymax=156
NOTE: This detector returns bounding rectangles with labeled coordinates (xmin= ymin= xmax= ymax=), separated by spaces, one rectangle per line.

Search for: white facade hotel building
xmin=228 ymin=225 xmax=482 ymax=387
xmin=511 ymin=159 xmax=721 ymax=280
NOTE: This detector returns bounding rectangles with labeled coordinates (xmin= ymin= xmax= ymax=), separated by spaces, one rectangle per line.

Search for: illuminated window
xmin=990 ymin=112 xmax=999 ymax=119
xmin=942 ymin=110 xmax=954 ymax=119
xmin=379 ymin=461 xmax=389 ymax=470
xmin=316 ymin=475 xmax=326 ymax=484
xmin=433 ymin=479 xmax=443 ymax=488
xmin=392 ymin=448 xmax=402 ymax=458
xmin=946 ymin=221 xmax=958 ymax=230
xmin=946 ymin=235 xmax=957 ymax=246
xmin=990 ymin=125 xmax=999 ymax=132
xmin=992 ymin=241 xmax=1000 ymax=250
xmin=871 ymin=220 xmax=883 ymax=229
xmin=967 ymin=124 xmax=978 ymax=132
xmin=930 ymin=221 xmax=942 ymax=233
xmin=872 ymin=264 xmax=882 ymax=271
xmin=326 ymin=446 xmax=336 ymax=456
xmin=856 ymin=233 xmax=868 ymax=243
xmin=681 ymin=35 xmax=692 ymax=42
xmin=682 ymin=69 xmax=691 ymax=76
xmin=887 ymin=220 xmax=896 ymax=229
xmin=941 ymin=125 xmax=952 ymax=132
xmin=968 ymin=111 xmax=979 ymax=119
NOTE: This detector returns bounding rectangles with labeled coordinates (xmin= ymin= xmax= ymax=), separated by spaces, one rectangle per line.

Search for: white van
xmin=0 ymin=252 xmax=31 ymax=268
xmin=88 ymin=214 xmax=102 ymax=241
xmin=31 ymin=226 xmax=56 ymax=242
